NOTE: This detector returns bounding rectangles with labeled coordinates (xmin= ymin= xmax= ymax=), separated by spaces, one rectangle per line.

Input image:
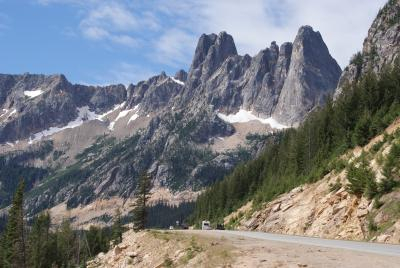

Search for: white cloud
xmin=153 ymin=28 xmax=197 ymax=67
xmin=81 ymin=26 xmax=109 ymax=40
xmin=80 ymin=2 xmax=137 ymax=32
xmin=78 ymin=2 xmax=139 ymax=47
xmin=110 ymin=34 xmax=138 ymax=47
xmin=38 ymin=0 xmax=389 ymax=74
xmin=189 ymin=0 xmax=387 ymax=68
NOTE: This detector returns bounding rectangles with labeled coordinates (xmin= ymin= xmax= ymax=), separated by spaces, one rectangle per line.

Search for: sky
xmin=0 ymin=0 xmax=388 ymax=86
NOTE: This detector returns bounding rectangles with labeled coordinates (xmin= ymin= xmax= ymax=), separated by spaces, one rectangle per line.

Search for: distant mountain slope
xmin=0 ymin=25 xmax=342 ymax=224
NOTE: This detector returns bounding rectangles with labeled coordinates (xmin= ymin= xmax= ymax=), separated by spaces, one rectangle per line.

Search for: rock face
xmin=179 ymin=26 xmax=341 ymax=126
xmin=335 ymin=0 xmax=400 ymax=98
xmin=0 ymin=73 xmax=126 ymax=143
xmin=125 ymin=72 xmax=184 ymax=114
xmin=273 ymin=26 xmax=342 ymax=125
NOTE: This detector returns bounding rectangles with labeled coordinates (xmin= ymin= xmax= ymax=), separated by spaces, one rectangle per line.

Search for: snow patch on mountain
xmin=0 ymin=109 xmax=9 ymax=118
xmin=128 ymin=104 xmax=140 ymax=125
xmin=99 ymin=102 xmax=126 ymax=119
xmin=217 ymin=109 xmax=288 ymax=130
xmin=108 ymin=103 xmax=140 ymax=130
xmin=9 ymin=109 xmax=17 ymax=116
xmin=24 ymin=89 xmax=44 ymax=98
xmin=28 ymin=106 xmax=103 ymax=144
xmin=170 ymin=77 xmax=185 ymax=86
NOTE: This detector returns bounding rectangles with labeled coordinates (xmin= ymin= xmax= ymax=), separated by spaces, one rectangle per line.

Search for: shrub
xmin=368 ymin=218 xmax=378 ymax=232
xmin=347 ymin=158 xmax=377 ymax=199
xmin=373 ymin=197 xmax=384 ymax=209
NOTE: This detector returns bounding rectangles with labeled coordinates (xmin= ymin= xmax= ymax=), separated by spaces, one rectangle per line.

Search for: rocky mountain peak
xmin=174 ymin=70 xmax=188 ymax=82
xmin=272 ymin=25 xmax=341 ymax=125
xmin=187 ymin=31 xmax=237 ymax=88
xmin=270 ymin=41 xmax=279 ymax=55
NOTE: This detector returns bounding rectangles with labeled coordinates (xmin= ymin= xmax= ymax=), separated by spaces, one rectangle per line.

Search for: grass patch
xmin=149 ymin=230 xmax=172 ymax=242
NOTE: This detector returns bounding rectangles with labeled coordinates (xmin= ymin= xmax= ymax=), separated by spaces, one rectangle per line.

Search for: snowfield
xmin=217 ymin=109 xmax=288 ymax=130
xmin=108 ymin=103 xmax=141 ymax=130
xmin=29 ymin=106 xmax=104 ymax=144
xmin=24 ymin=89 xmax=44 ymax=98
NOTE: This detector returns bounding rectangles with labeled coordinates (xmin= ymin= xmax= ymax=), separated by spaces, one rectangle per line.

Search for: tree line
xmin=191 ymin=60 xmax=400 ymax=224
xmin=0 ymin=173 xmax=152 ymax=267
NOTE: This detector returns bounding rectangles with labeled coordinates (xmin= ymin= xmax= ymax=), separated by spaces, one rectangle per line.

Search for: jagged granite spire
xmin=272 ymin=26 xmax=342 ymax=125
xmin=186 ymin=31 xmax=237 ymax=90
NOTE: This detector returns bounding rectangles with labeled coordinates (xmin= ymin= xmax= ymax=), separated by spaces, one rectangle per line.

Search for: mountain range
xmin=1 ymin=23 xmax=344 ymax=225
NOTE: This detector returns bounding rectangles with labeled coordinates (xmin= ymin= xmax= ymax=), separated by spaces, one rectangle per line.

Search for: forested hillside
xmin=191 ymin=61 xmax=400 ymax=224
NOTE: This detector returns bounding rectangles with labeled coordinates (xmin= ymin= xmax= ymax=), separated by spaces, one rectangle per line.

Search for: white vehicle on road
xmin=201 ymin=220 xmax=212 ymax=230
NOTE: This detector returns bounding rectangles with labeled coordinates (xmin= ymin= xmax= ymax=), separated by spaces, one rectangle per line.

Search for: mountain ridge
xmin=0 ymin=25 xmax=343 ymax=226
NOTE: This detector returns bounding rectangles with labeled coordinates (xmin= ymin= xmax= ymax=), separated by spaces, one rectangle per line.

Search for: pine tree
xmin=0 ymin=232 xmax=4 ymax=268
xmin=111 ymin=208 xmax=123 ymax=245
xmin=28 ymin=212 xmax=52 ymax=268
xmin=3 ymin=180 xmax=26 ymax=268
xmin=56 ymin=218 xmax=76 ymax=267
xmin=131 ymin=173 xmax=152 ymax=232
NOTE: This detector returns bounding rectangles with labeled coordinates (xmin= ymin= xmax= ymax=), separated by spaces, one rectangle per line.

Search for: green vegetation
xmin=111 ymin=208 xmax=124 ymax=245
xmin=2 ymin=181 xmax=26 ymax=267
xmin=0 ymin=184 xmax=117 ymax=267
xmin=192 ymin=60 xmax=400 ymax=224
xmin=163 ymin=256 xmax=174 ymax=267
xmin=180 ymin=236 xmax=203 ymax=264
xmin=378 ymin=0 xmax=400 ymax=28
xmin=350 ymin=51 xmax=364 ymax=77
xmin=131 ymin=173 xmax=152 ymax=231
xmin=0 ymin=142 xmax=52 ymax=208
xmin=147 ymin=202 xmax=194 ymax=229
xmin=347 ymin=155 xmax=377 ymax=199
xmin=26 ymin=133 xmax=141 ymax=212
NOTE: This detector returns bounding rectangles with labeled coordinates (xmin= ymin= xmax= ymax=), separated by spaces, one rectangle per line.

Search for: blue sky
xmin=0 ymin=0 xmax=387 ymax=85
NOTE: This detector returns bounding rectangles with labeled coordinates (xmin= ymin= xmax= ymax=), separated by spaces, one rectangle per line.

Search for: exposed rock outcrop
xmin=0 ymin=74 xmax=126 ymax=143
xmin=335 ymin=0 xmax=400 ymax=98
xmin=273 ymin=26 xmax=342 ymax=125
xmin=231 ymin=119 xmax=400 ymax=244
xmin=179 ymin=26 xmax=340 ymax=126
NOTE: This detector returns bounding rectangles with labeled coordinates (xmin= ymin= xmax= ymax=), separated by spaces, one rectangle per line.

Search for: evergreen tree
xmin=111 ymin=208 xmax=123 ymax=245
xmin=2 ymin=180 xmax=26 ymax=268
xmin=28 ymin=212 xmax=53 ymax=268
xmin=86 ymin=226 xmax=109 ymax=257
xmin=0 ymin=233 xmax=4 ymax=268
xmin=131 ymin=173 xmax=152 ymax=231
xmin=56 ymin=218 xmax=76 ymax=267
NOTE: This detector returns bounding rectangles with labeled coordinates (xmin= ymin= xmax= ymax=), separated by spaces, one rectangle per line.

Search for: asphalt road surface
xmin=181 ymin=230 xmax=400 ymax=267
xmin=208 ymin=230 xmax=400 ymax=257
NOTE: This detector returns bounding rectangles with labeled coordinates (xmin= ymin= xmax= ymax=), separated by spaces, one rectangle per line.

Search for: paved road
xmin=200 ymin=230 xmax=400 ymax=257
